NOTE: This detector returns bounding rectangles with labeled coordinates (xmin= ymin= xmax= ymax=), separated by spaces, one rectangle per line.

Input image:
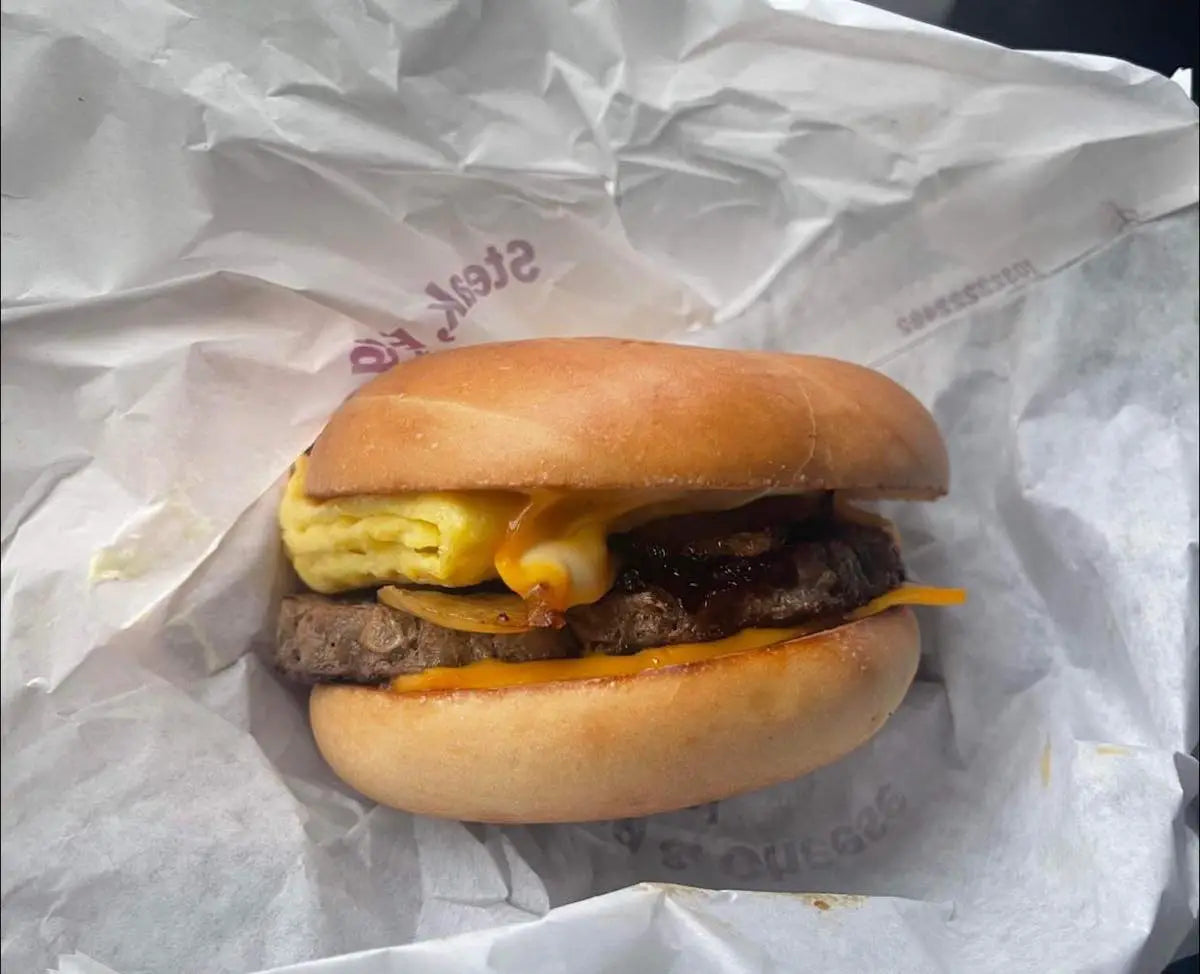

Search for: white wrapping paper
xmin=2 ymin=2 xmax=1198 ymax=972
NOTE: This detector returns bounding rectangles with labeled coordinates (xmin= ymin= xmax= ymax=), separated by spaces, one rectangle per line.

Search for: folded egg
xmin=279 ymin=456 xmax=522 ymax=594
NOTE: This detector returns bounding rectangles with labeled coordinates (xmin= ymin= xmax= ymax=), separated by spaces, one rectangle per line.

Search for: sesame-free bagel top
xmin=304 ymin=338 xmax=949 ymax=497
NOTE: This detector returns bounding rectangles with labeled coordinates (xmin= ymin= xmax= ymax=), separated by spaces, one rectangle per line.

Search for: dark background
xmin=944 ymin=0 xmax=1198 ymax=101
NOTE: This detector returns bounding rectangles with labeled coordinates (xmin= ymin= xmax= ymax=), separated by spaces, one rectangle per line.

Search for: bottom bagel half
xmin=309 ymin=606 xmax=919 ymax=823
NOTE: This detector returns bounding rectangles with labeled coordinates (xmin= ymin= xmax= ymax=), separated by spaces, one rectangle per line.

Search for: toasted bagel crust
xmin=306 ymin=339 xmax=948 ymax=496
xmin=309 ymin=607 xmax=920 ymax=823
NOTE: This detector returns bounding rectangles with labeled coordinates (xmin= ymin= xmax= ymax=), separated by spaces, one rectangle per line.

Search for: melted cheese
xmin=494 ymin=491 xmax=638 ymax=610
xmin=389 ymin=626 xmax=817 ymax=693
xmin=389 ymin=584 xmax=966 ymax=693
xmin=848 ymin=584 xmax=966 ymax=617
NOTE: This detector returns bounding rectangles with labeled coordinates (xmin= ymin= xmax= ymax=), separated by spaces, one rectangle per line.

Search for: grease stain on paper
xmin=645 ymin=883 xmax=865 ymax=914
xmin=89 ymin=488 xmax=211 ymax=583
xmin=790 ymin=893 xmax=866 ymax=912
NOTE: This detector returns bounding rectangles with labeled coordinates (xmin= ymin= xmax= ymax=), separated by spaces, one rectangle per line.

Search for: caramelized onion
xmin=834 ymin=496 xmax=902 ymax=546
xmin=377 ymin=586 xmax=531 ymax=634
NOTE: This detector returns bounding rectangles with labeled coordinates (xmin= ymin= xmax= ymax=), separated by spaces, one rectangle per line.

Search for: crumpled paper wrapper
xmin=2 ymin=1 xmax=1197 ymax=972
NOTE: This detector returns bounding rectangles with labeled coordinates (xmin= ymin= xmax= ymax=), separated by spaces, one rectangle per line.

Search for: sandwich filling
xmin=274 ymin=461 xmax=963 ymax=690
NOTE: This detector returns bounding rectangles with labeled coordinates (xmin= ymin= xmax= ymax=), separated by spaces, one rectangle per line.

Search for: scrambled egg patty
xmin=279 ymin=457 xmax=522 ymax=594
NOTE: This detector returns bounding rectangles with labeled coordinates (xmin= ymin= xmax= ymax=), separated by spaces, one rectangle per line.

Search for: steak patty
xmin=570 ymin=522 xmax=902 ymax=654
xmin=273 ymin=514 xmax=904 ymax=685
xmin=276 ymin=595 xmax=579 ymax=684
